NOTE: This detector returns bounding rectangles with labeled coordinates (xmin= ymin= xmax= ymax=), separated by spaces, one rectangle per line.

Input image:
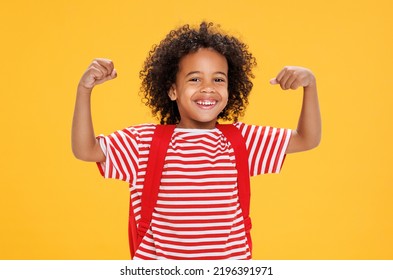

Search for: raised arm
xmin=71 ymin=58 xmax=117 ymax=162
xmin=270 ymin=66 xmax=321 ymax=154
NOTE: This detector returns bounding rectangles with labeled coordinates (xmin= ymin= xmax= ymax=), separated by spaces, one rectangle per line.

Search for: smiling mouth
xmin=196 ymin=100 xmax=217 ymax=107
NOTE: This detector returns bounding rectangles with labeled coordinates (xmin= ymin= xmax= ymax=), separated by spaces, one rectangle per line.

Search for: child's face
xmin=169 ymin=48 xmax=228 ymax=129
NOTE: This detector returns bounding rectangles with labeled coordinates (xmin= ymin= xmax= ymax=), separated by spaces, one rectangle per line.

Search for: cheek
xmin=223 ymin=91 xmax=229 ymax=103
xmin=221 ymin=93 xmax=229 ymax=109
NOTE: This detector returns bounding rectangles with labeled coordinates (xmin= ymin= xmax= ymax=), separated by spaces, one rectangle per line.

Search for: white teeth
xmin=197 ymin=101 xmax=216 ymax=106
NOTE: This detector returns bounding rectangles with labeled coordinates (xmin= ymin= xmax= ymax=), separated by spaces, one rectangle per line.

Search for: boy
xmin=72 ymin=22 xmax=321 ymax=259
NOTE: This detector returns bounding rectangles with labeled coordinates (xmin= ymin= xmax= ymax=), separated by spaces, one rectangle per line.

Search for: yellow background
xmin=1 ymin=0 xmax=392 ymax=259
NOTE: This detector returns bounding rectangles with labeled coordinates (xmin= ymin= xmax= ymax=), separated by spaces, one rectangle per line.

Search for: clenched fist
xmin=270 ymin=66 xmax=315 ymax=90
xmin=79 ymin=58 xmax=117 ymax=90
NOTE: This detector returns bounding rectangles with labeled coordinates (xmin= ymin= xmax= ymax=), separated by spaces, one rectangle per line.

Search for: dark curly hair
xmin=139 ymin=22 xmax=256 ymax=124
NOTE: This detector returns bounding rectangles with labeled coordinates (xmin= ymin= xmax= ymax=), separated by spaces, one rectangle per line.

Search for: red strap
xmin=128 ymin=206 xmax=138 ymax=258
xmin=138 ymin=124 xmax=175 ymax=239
xmin=217 ymin=124 xmax=252 ymax=253
xmin=129 ymin=124 xmax=175 ymax=258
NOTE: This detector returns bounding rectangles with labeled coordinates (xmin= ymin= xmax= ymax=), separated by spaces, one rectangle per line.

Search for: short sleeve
xmin=235 ymin=122 xmax=291 ymax=176
xmin=96 ymin=127 xmax=140 ymax=184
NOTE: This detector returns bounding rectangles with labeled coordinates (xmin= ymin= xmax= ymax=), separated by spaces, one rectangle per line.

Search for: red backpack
xmin=128 ymin=124 xmax=252 ymax=259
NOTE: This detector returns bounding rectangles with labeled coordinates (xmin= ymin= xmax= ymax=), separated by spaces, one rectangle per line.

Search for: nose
xmin=200 ymin=81 xmax=215 ymax=93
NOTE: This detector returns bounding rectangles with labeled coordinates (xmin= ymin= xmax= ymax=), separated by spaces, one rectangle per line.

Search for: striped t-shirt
xmin=97 ymin=122 xmax=291 ymax=260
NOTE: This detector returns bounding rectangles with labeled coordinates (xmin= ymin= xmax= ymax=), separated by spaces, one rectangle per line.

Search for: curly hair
xmin=139 ymin=22 xmax=257 ymax=124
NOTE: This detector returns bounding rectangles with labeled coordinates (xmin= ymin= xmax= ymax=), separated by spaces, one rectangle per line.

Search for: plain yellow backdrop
xmin=0 ymin=0 xmax=392 ymax=259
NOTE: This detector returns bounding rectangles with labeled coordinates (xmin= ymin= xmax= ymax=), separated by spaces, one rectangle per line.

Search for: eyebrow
xmin=185 ymin=71 xmax=228 ymax=77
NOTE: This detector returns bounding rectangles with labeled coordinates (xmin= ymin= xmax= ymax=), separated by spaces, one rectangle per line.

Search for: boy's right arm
xmin=72 ymin=58 xmax=117 ymax=162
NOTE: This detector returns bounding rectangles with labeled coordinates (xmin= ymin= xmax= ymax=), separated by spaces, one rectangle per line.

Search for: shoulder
xmin=232 ymin=122 xmax=262 ymax=131
xmin=232 ymin=122 xmax=261 ymax=137
xmin=115 ymin=123 xmax=156 ymax=136
xmin=103 ymin=123 xmax=157 ymax=144
xmin=232 ymin=122 xmax=291 ymax=141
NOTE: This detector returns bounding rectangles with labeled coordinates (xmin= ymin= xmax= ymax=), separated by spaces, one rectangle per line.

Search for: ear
xmin=168 ymin=85 xmax=177 ymax=101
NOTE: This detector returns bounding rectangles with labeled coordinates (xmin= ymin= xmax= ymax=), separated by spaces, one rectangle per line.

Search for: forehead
xmin=178 ymin=48 xmax=228 ymax=73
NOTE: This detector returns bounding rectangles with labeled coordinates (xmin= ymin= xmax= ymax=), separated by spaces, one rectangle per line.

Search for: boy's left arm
xmin=270 ymin=66 xmax=321 ymax=154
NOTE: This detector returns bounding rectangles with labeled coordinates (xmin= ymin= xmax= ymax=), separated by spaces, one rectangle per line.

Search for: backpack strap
xmin=128 ymin=124 xmax=175 ymax=258
xmin=216 ymin=124 xmax=252 ymax=254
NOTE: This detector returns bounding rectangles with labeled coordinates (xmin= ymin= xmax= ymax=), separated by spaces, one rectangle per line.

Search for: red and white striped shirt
xmin=97 ymin=122 xmax=291 ymax=259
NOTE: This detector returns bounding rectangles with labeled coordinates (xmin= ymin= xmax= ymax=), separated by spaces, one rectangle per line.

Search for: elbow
xmin=72 ymin=151 xmax=97 ymax=162
xmin=308 ymin=139 xmax=321 ymax=151
xmin=72 ymin=147 xmax=86 ymax=161
xmin=289 ymin=130 xmax=321 ymax=153
xmin=71 ymin=144 xmax=105 ymax=162
xmin=304 ymin=134 xmax=322 ymax=151
xmin=72 ymin=145 xmax=91 ymax=161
